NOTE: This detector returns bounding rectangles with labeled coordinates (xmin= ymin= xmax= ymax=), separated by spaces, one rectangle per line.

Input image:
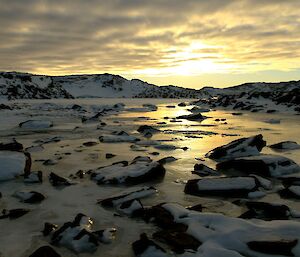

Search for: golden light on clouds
xmin=0 ymin=0 xmax=300 ymax=87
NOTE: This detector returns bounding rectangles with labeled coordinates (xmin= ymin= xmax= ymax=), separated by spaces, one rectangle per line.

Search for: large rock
xmin=0 ymin=138 xmax=23 ymax=151
xmin=0 ymin=151 xmax=31 ymax=181
xmin=28 ymin=246 xmax=61 ymax=257
xmin=132 ymin=233 xmax=167 ymax=257
xmin=176 ymin=113 xmax=208 ymax=121
xmin=99 ymin=186 xmax=157 ymax=207
xmin=91 ymin=161 xmax=165 ymax=184
xmin=184 ymin=177 xmax=259 ymax=198
xmin=217 ymin=155 xmax=300 ymax=177
xmin=206 ymin=134 xmax=266 ymax=161
xmin=19 ymin=120 xmax=53 ymax=129
xmin=238 ymin=201 xmax=291 ymax=220
xmin=269 ymin=141 xmax=300 ymax=150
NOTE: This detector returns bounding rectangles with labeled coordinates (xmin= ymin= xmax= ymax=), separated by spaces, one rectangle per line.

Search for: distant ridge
xmin=0 ymin=71 xmax=299 ymax=100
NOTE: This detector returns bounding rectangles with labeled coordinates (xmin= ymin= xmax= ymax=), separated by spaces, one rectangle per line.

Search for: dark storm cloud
xmin=0 ymin=0 xmax=299 ymax=74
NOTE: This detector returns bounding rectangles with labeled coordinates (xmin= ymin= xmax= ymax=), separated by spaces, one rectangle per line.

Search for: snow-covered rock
xmin=0 ymin=151 xmax=31 ymax=181
xmin=217 ymin=154 xmax=300 ymax=177
xmin=99 ymin=186 xmax=157 ymax=207
xmin=91 ymin=161 xmax=165 ymax=184
xmin=19 ymin=120 xmax=53 ymax=129
xmin=184 ymin=177 xmax=259 ymax=197
xmin=206 ymin=134 xmax=266 ymax=161
xmin=99 ymin=131 xmax=139 ymax=143
xmin=269 ymin=141 xmax=300 ymax=150
xmin=14 ymin=190 xmax=45 ymax=203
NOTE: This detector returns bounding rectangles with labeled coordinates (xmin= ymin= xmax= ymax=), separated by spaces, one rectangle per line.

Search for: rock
xmin=269 ymin=141 xmax=300 ymax=150
xmin=264 ymin=118 xmax=280 ymax=124
xmin=239 ymin=201 xmax=291 ymax=220
xmin=106 ymin=153 xmax=116 ymax=159
xmin=158 ymin=156 xmax=178 ymax=164
xmin=205 ymin=134 xmax=266 ymax=161
xmin=50 ymin=214 xmax=100 ymax=253
xmin=99 ymin=131 xmax=139 ymax=143
xmin=43 ymin=159 xmax=58 ymax=166
xmin=266 ymin=109 xmax=277 ymax=113
xmin=177 ymin=113 xmax=208 ymax=121
xmin=116 ymin=199 xmax=144 ymax=217
xmin=137 ymin=125 xmax=160 ymax=135
xmin=280 ymin=177 xmax=300 ymax=187
xmin=24 ymin=171 xmax=43 ymax=183
xmin=0 ymin=208 xmax=30 ymax=219
xmin=193 ymin=163 xmax=220 ymax=177
xmin=91 ymin=161 xmax=165 ymax=185
xmin=99 ymin=186 xmax=157 ymax=207
xmin=153 ymin=230 xmax=201 ymax=254
xmin=279 ymin=185 xmax=300 ymax=199
xmin=25 ymin=145 xmax=44 ymax=153
xmin=142 ymin=104 xmax=158 ymax=111
xmin=247 ymin=239 xmax=297 ymax=256
xmin=189 ymin=106 xmax=210 ymax=113
xmin=83 ymin=141 xmax=98 ymax=147
xmin=14 ymin=190 xmax=45 ymax=203
xmin=232 ymin=112 xmax=243 ymax=116
xmin=217 ymin=155 xmax=300 ymax=177
xmin=28 ymin=245 xmax=61 ymax=257
xmin=49 ymin=172 xmax=75 ymax=186
xmin=131 ymin=156 xmax=152 ymax=164
xmin=0 ymin=138 xmax=23 ymax=151
xmin=93 ymin=228 xmax=117 ymax=243
xmin=154 ymin=144 xmax=177 ymax=151
xmin=42 ymin=222 xmax=59 ymax=236
xmin=132 ymin=233 xmax=167 ymax=257
xmin=178 ymin=102 xmax=187 ymax=107
xmin=184 ymin=177 xmax=259 ymax=198
xmin=19 ymin=120 xmax=53 ymax=129
xmin=0 ymin=103 xmax=12 ymax=110
xmin=0 ymin=151 xmax=31 ymax=181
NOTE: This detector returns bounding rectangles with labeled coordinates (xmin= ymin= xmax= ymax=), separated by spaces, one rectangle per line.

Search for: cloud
xmin=0 ymin=0 xmax=299 ymax=81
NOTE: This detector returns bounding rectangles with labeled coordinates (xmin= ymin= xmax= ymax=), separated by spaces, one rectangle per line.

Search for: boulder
xmin=0 ymin=138 xmax=23 ymax=151
xmin=176 ymin=113 xmax=208 ymax=121
xmin=184 ymin=177 xmax=259 ymax=198
xmin=0 ymin=208 xmax=30 ymax=219
xmin=14 ymin=190 xmax=45 ymax=203
xmin=0 ymin=151 xmax=31 ymax=181
xmin=132 ymin=233 xmax=167 ymax=257
xmin=206 ymin=134 xmax=266 ymax=161
xmin=28 ymin=246 xmax=61 ymax=257
xmin=91 ymin=161 xmax=165 ymax=185
xmin=217 ymin=155 xmax=300 ymax=177
xmin=49 ymin=172 xmax=75 ymax=187
xmin=247 ymin=240 xmax=297 ymax=256
xmin=19 ymin=120 xmax=53 ymax=129
xmin=269 ymin=141 xmax=300 ymax=150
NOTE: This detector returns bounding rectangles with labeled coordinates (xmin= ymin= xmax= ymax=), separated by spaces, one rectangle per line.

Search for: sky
xmin=0 ymin=0 xmax=300 ymax=88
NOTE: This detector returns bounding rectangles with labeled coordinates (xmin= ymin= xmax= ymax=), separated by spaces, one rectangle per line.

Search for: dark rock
xmin=216 ymin=155 xmax=299 ymax=177
xmin=0 ymin=138 xmax=23 ymax=151
xmin=269 ymin=141 xmax=300 ymax=150
xmin=184 ymin=177 xmax=259 ymax=198
xmin=83 ymin=141 xmax=98 ymax=147
xmin=187 ymin=204 xmax=203 ymax=212
xmin=247 ymin=239 xmax=297 ymax=256
xmin=0 ymin=208 xmax=30 ymax=219
xmin=132 ymin=233 xmax=166 ymax=257
xmin=178 ymin=102 xmax=187 ymax=107
xmin=42 ymin=222 xmax=59 ymax=236
xmin=267 ymin=109 xmax=277 ymax=113
xmin=206 ymin=134 xmax=266 ymax=161
xmin=137 ymin=125 xmax=160 ymax=134
xmin=279 ymin=186 xmax=300 ymax=199
xmin=28 ymin=245 xmax=61 ymax=257
xmin=49 ymin=172 xmax=73 ymax=186
xmin=15 ymin=191 xmax=45 ymax=203
xmin=153 ymin=230 xmax=201 ymax=254
xmin=239 ymin=201 xmax=290 ymax=220
xmin=232 ymin=112 xmax=243 ymax=116
xmin=177 ymin=113 xmax=207 ymax=121
xmin=158 ymin=156 xmax=177 ymax=164
xmin=106 ymin=153 xmax=116 ymax=159
xmin=0 ymin=103 xmax=12 ymax=110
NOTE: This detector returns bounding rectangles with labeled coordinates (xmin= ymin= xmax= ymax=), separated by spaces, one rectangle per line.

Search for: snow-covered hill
xmin=0 ymin=72 xmax=299 ymax=112
xmin=0 ymin=72 xmax=203 ymax=100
